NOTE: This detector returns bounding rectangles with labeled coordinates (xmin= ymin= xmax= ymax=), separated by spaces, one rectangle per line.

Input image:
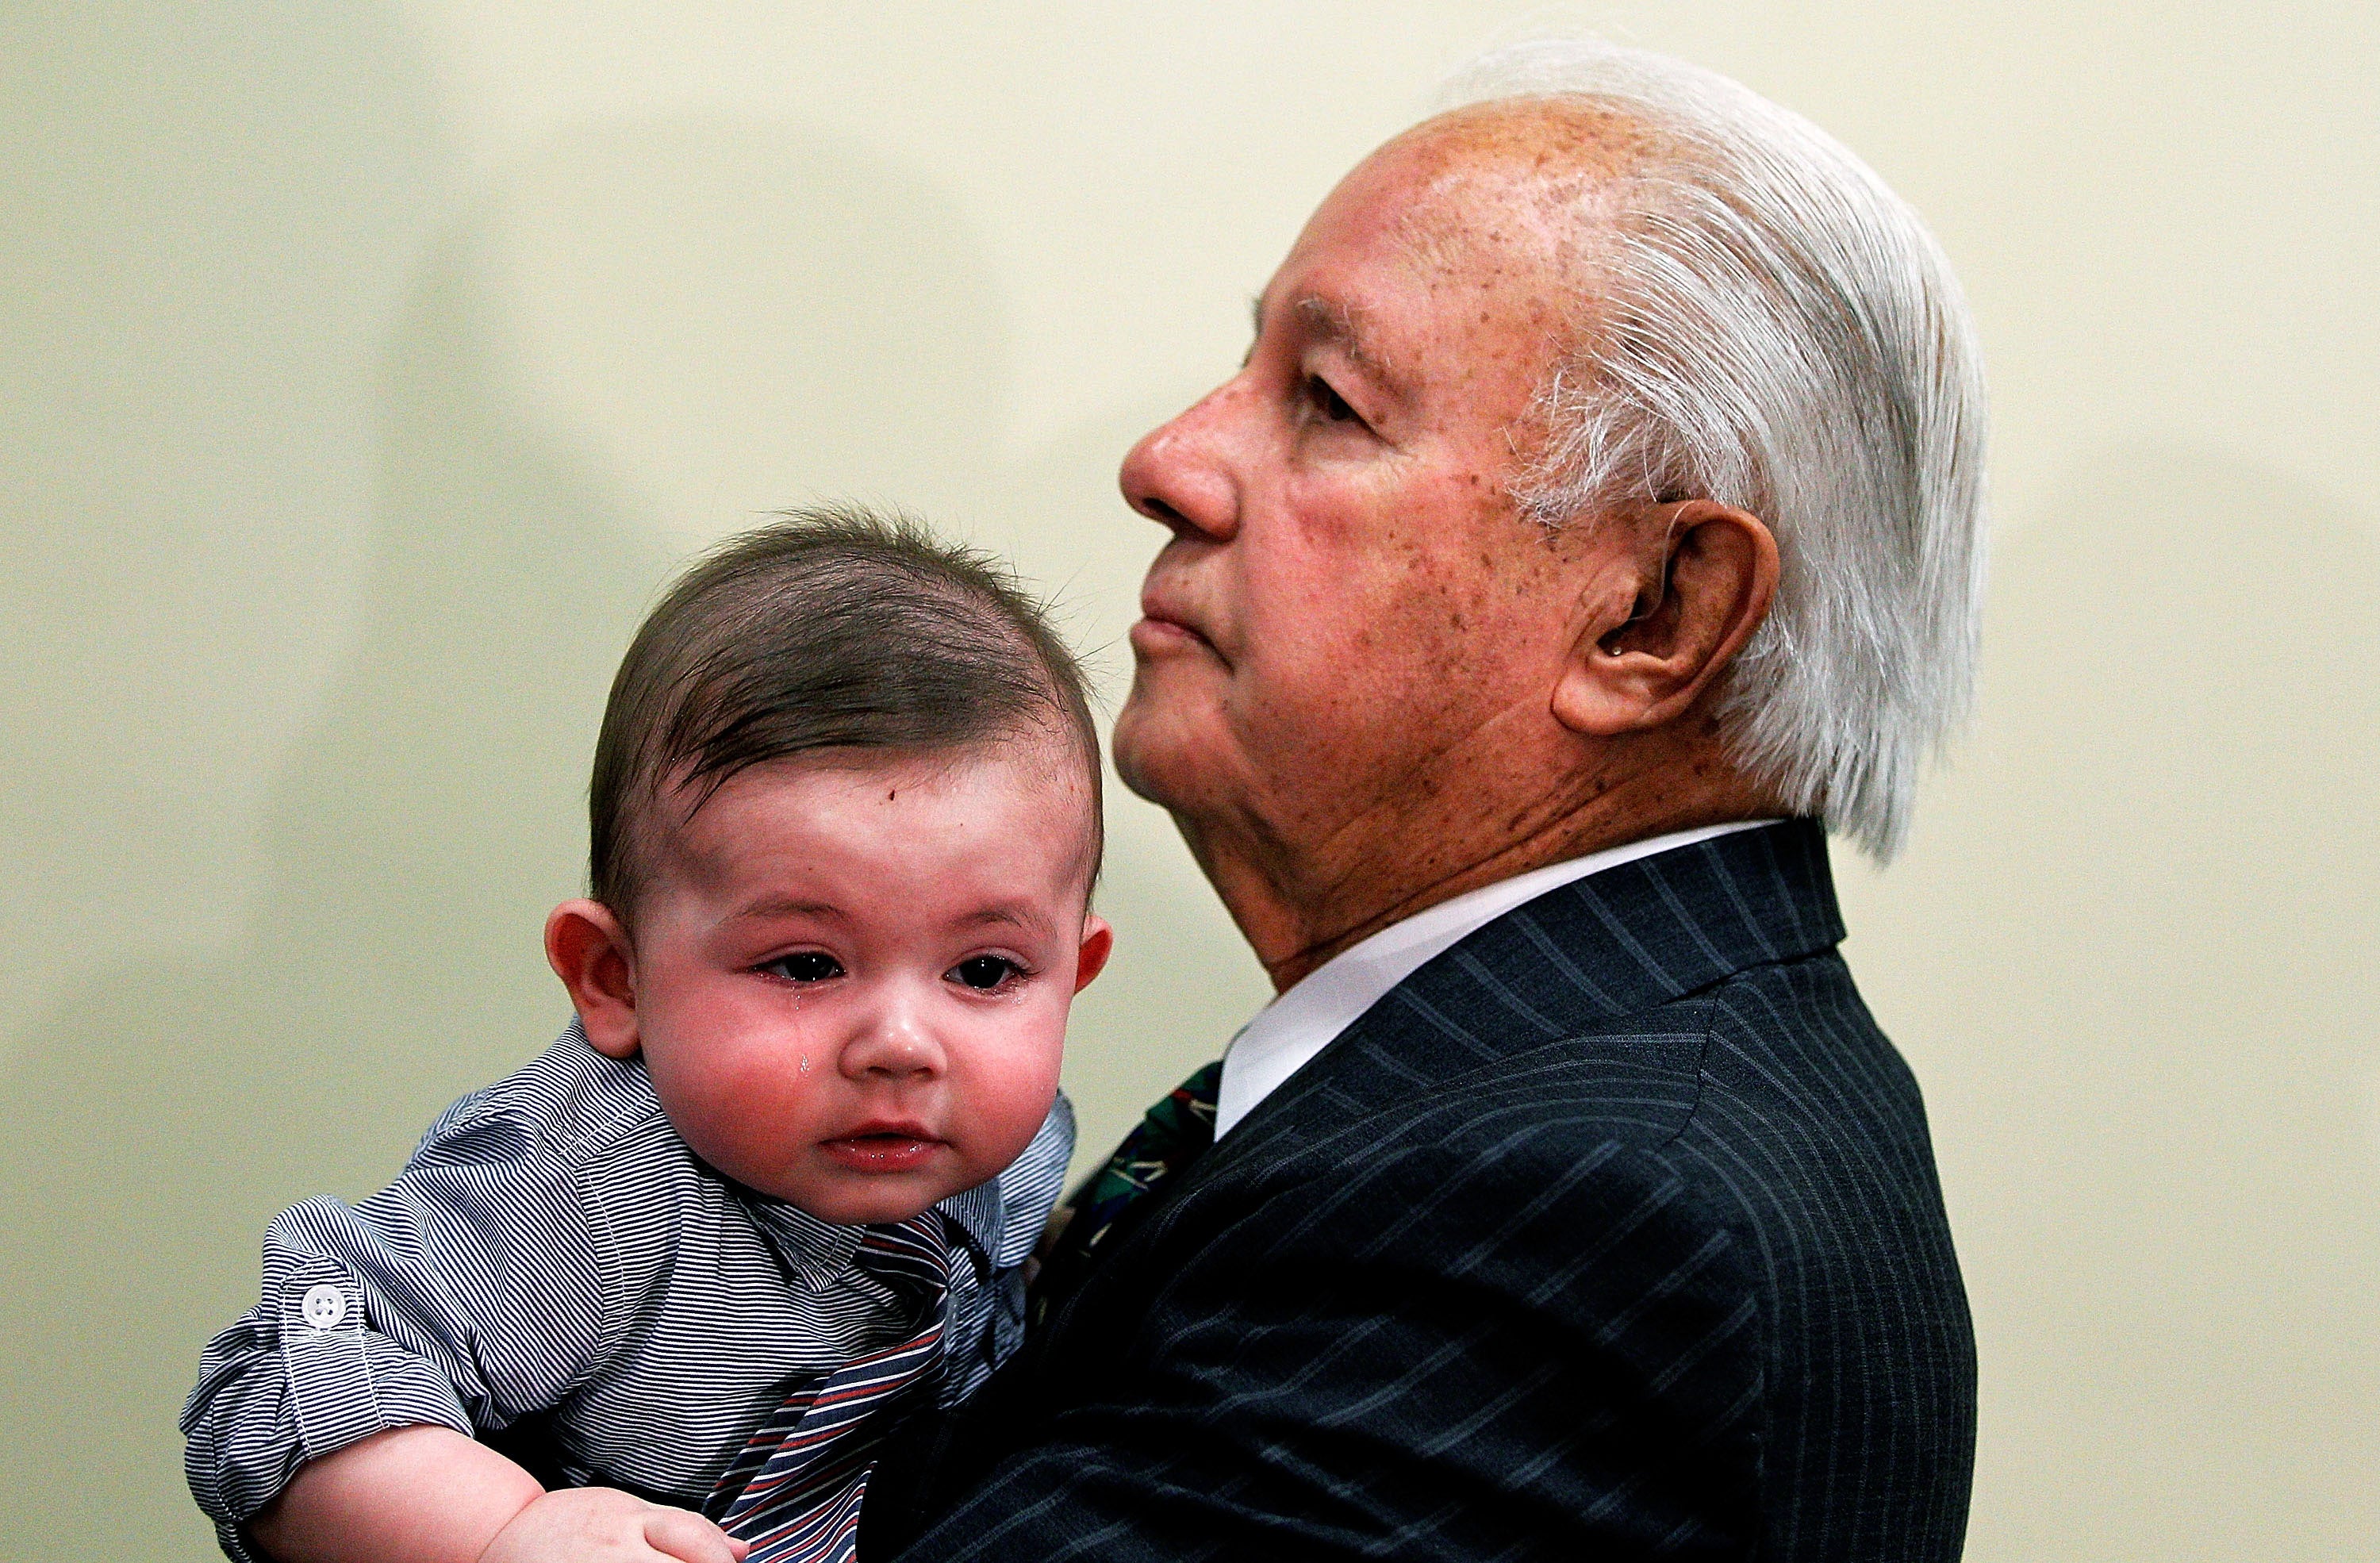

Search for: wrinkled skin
xmin=1113 ymin=102 xmax=1782 ymax=989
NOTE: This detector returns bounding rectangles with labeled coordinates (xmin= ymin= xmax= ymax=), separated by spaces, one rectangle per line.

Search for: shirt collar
xmin=743 ymin=1180 xmax=1004 ymax=1292
xmin=935 ymin=1180 xmax=1006 ymax=1269
xmin=744 ymin=1196 xmax=867 ymax=1292
xmin=1214 ymin=820 xmax=1777 ymax=1139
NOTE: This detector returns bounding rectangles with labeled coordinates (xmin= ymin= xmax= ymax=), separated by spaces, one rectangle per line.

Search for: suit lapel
xmin=1196 ymin=819 xmax=1845 ymax=1189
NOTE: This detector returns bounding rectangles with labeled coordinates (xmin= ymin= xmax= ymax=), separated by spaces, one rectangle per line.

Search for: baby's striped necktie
xmin=708 ymin=1213 xmax=950 ymax=1563
xmin=1031 ymin=1061 xmax=1222 ymax=1326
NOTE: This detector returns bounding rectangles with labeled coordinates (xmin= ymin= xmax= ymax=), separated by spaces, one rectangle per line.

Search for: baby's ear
xmin=1073 ymin=915 xmax=1115 ymax=994
xmin=545 ymin=900 xmax=642 ymax=1058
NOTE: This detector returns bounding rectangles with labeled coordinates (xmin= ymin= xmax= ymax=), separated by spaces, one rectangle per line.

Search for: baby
xmin=182 ymin=507 xmax=1111 ymax=1563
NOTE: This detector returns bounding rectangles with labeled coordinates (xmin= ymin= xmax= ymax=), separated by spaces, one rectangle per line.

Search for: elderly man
xmin=864 ymin=37 xmax=1982 ymax=1562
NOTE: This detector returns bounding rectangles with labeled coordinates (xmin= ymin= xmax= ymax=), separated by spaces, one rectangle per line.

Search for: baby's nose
xmin=839 ymin=997 xmax=947 ymax=1080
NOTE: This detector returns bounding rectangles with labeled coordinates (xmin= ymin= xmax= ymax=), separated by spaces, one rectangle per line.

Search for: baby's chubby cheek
xmin=641 ymin=1043 xmax=818 ymax=1164
xmin=950 ymin=1035 xmax=1067 ymax=1165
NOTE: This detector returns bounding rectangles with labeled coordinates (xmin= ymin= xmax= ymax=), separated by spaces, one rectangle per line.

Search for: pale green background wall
xmin=3 ymin=3 xmax=2373 ymax=1558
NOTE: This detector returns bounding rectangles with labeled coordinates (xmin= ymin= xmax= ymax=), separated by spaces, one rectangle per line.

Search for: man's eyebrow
xmin=1292 ymin=294 xmax=1395 ymax=381
xmin=1247 ymin=287 xmax=1390 ymax=373
xmin=1248 ymin=290 xmax=1394 ymax=379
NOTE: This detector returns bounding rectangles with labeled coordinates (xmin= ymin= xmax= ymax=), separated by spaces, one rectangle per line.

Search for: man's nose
xmin=838 ymin=990 xmax=947 ymax=1082
xmin=1119 ymin=378 xmax=1246 ymax=543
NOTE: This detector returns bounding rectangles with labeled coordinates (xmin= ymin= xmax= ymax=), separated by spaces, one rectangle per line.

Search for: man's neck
xmin=1190 ymin=744 xmax=1780 ymax=993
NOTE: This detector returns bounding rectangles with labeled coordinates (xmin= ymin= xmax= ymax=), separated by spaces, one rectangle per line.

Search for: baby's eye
xmin=763 ymin=951 xmax=843 ymax=983
xmin=949 ymin=954 xmax=1023 ymax=992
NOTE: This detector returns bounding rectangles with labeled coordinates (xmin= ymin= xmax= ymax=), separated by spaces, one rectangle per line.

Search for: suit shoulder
xmin=1263 ymin=996 xmax=1721 ymax=1170
xmin=1210 ymin=1013 xmax=1726 ymax=1261
xmin=1682 ymin=951 xmax=1943 ymax=1189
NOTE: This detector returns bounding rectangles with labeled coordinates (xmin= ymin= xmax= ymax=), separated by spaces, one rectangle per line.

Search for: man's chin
xmin=1111 ymin=693 xmax=1223 ymax=812
xmin=1109 ymin=713 xmax=1177 ymax=807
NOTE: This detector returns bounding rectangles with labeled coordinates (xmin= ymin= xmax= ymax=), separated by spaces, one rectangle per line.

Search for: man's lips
xmin=1130 ymin=608 xmax=1223 ymax=662
xmin=820 ymin=1123 xmax=946 ymax=1174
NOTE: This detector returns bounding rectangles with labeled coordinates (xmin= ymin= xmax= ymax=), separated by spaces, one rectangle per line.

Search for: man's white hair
xmin=1441 ymin=40 xmax=1988 ymax=859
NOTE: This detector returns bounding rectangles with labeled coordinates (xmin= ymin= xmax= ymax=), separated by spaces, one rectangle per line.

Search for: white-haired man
xmin=865 ymin=40 xmax=1983 ymax=1562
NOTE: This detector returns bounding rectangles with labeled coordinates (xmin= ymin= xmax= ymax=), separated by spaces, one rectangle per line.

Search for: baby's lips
xmin=835 ymin=1116 xmax=940 ymax=1143
xmin=819 ymin=1127 xmax=946 ymax=1173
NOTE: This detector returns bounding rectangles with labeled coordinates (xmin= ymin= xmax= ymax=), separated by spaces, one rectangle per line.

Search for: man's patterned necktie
xmin=1031 ymin=1061 xmax=1221 ymax=1326
xmin=707 ymin=1213 xmax=950 ymax=1563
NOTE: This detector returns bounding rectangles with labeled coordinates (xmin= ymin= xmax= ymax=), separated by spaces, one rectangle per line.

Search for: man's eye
xmin=950 ymin=955 xmax=1022 ymax=991
xmin=1307 ymin=375 xmax=1360 ymax=424
xmin=763 ymin=951 xmax=843 ymax=983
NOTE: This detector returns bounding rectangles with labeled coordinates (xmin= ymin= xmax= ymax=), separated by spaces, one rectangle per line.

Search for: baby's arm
xmin=180 ymin=1160 xmax=589 ymax=1558
xmin=249 ymin=1426 xmax=744 ymax=1563
xmin=248 ymin=1427 xmax=538 ymax=1562
xmin=182 ymin=1075 xmax=712 ymax=1561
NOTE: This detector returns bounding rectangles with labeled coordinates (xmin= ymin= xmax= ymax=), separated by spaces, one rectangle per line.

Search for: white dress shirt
xmin=1213 ymin=820 xmax=1776 ymax=1139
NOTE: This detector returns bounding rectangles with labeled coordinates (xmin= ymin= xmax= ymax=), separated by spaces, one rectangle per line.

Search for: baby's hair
xmin=589 ymin=503 xmax=1101 ymax=921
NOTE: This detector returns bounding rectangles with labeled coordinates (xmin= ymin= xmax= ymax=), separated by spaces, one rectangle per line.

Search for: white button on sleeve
xmin=300 ymin=1284 xmax=347 ymax=1331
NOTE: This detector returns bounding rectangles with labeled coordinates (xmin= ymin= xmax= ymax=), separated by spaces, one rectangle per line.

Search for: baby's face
xmin=612 ymin=743 xmax=1105 ymax=1224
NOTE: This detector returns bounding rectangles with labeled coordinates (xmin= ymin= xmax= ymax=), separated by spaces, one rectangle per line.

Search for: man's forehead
xmin=1256 ymin=104 xmax=1637 ymax=369
xmin=1372 ymin=100 xmax=1652 ymax=278
xmin=1388 ymin=97 xmax=1660 ymax=186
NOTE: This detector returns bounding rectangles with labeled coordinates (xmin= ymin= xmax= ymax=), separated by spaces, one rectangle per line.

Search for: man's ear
xmin=1073 ymin=914 xmax=1115 ymax=994
xmin=1553 ymin=499 xmax=1780 ymax=737
xmin=545 ymin=899 xmax=642 ymax=1059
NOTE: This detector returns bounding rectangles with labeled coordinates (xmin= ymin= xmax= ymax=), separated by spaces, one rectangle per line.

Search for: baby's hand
xmin=477 ymin=1488 xmax=748 ymax=1563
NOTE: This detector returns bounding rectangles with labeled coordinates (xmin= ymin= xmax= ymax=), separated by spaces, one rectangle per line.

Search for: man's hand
xmin=478 ymin=1488 xmax=748 ymax=1563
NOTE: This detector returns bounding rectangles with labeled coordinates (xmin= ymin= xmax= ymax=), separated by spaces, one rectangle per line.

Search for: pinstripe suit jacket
xmin=861 ymin=820 xmax=1975 ymax=1561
